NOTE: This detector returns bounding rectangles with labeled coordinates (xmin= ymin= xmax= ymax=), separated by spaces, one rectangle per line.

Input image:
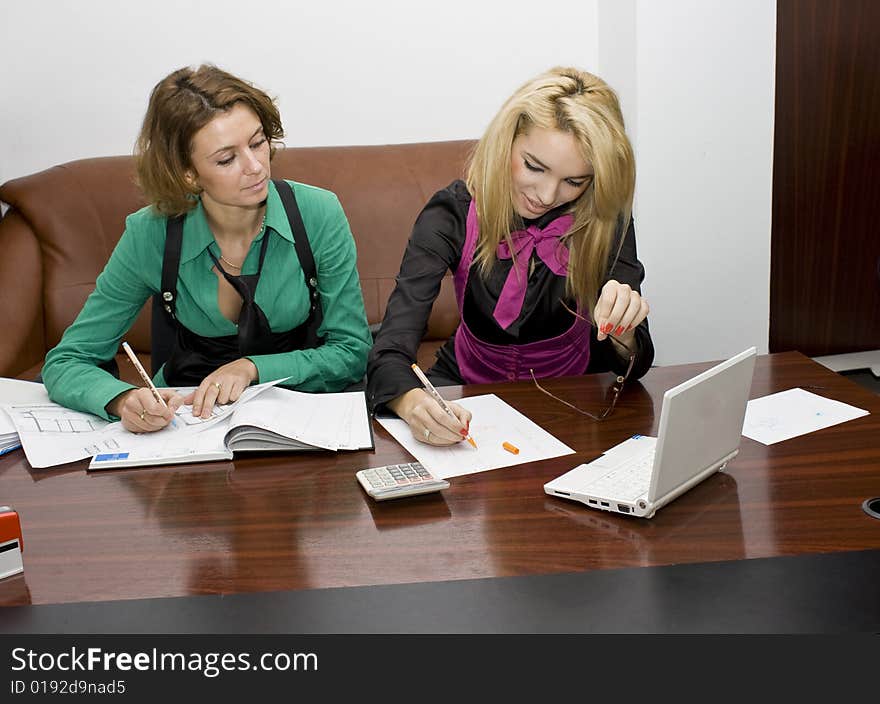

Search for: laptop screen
xmin=649 ymin=348 xmax=756 ymax=502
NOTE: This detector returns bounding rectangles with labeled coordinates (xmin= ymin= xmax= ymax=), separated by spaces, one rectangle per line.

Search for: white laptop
xmin=544 ymin=347 xmax=757 ymax=519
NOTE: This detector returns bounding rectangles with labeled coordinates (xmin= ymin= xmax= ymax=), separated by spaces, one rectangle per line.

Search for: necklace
xmin=217 ymin=215 xmax=266 ymax=271
xmin=218 ymin=254 xmax=242 ymax=270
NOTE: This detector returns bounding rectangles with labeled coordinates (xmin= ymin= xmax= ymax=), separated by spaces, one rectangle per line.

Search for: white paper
xmin=742 ymin=387 xmax=869 ymax=445
xmin=0 ymin=377 xmax=51 ymax=406
xmin=377 ymin=393 xmax=575 ymax=479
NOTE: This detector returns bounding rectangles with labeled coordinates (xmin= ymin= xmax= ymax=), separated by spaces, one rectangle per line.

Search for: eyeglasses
xmin=529 ymin=301 xmax=636 ymax=421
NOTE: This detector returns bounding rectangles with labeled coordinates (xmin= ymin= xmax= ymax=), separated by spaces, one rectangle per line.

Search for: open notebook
xmin=89 ymin=386 xmax=374 ymax=469
xmin=544 ymin=347 xmax=756 ymax=519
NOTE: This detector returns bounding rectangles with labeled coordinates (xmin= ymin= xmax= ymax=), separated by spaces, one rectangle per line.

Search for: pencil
xmin=122 ymin=341 xmax=168 ymax=409
xmin=410 ymin=363 xmax=477 ymax=448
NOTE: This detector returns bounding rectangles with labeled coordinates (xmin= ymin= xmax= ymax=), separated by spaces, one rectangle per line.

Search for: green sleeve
xmin=248 ymin=188 xmax=372 ymax=391
xmin=42 ymin=212 xmax=161 ymax=419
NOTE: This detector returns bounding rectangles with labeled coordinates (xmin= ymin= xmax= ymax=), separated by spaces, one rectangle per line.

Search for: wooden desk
xmin=1 ymin=351 xmax=879 ymax=621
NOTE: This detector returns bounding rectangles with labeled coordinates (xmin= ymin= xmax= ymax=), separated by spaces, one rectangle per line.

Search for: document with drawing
xmin=741 ymin=387 xmax=868 ymax=444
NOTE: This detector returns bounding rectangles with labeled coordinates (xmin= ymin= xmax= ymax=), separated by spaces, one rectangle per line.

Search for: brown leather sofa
xmin=0 ymin=140 xmax=474 ymax=385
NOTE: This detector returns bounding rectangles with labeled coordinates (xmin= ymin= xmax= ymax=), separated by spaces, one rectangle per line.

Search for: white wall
xmin=597 ymin=0 xmax=638 ymax=145
xmin=0 ymin=0 xmax=598 ymax=182
xmin=0 ymin=0 xmax=775 ymax=367
xmin=629 ymin=0 xmax=776 ymax=365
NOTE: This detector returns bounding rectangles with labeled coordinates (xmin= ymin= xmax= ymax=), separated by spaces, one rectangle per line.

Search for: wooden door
xmin=771 ymin=0 xmax=880 ymax=355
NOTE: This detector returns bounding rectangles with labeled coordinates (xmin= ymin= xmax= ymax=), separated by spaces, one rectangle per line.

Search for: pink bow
xmin=492 ymin=215 xmax=574 ymax=329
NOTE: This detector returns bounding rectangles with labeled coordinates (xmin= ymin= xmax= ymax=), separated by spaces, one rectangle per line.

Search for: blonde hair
xmin=466 ymin=67 xmax=635 ymax=311
xmin=135 ymin=64 xmax=284 ymax=216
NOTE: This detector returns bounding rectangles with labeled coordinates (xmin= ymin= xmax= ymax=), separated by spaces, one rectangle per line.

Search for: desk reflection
xmin=518 ymin=376 xmax=657 ymax=447
xmin=364 ymin=491 xmax=452 ymax=531
xmin=542 ymin=471 xmax=745 ymax=569
xmin=118 ymin=460 xmax=323 ymax=596
xmin=0 ymin=572 xmax=32 ymax=605
xmin=114 ymin=453 xmax=461 ymax=597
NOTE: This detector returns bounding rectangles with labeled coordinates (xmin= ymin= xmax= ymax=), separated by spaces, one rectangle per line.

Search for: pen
xmin=122 ymin=341 xmax=168 ymax=409
xmin=410 ymin=363 xmax=477 ymax=448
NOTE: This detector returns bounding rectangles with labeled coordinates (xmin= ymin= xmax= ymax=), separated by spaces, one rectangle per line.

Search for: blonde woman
xmin=367 ymin=67 xmax=653 ymax=445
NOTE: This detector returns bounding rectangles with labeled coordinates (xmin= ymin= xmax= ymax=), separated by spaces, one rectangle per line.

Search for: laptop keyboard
xmin=581 ymin=449 xmax=656 ymax=502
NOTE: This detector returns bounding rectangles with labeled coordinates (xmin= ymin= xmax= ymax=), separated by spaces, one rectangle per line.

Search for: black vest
xmin=150 ymin=180 xmax=324 ymax=386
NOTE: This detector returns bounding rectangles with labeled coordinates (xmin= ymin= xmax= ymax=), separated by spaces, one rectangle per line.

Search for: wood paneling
xmin=771 ymin=0 xmax=880 ymax=355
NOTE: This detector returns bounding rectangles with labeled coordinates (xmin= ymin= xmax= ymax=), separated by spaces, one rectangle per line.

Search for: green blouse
xmin=43 ymin=180 xmax=372 ymax=419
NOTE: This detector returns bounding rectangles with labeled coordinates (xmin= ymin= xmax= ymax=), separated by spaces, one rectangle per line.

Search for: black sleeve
xmin=586 ymin=216 xmax=655 ymax=380
xmin=366 ymin=183 xmax=468 ymax=412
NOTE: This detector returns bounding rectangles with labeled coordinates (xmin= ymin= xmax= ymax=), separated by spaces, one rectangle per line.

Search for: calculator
xmin=356 ymin=462 xmax=449 ymax=501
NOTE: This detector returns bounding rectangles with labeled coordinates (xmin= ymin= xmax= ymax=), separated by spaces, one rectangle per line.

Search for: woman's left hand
xmin=183 ymin=358 xmax=259 ymax=418
xmin=593 ymin=279 xmax=650 ymax=344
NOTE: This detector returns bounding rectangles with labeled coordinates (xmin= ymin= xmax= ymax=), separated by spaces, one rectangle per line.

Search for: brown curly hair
xmin=135 ymin=64 xmax=284 ymax=216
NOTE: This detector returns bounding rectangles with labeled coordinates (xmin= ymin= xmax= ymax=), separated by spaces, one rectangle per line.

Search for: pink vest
xmin=452 ymin=201 xmax=591 ymax=384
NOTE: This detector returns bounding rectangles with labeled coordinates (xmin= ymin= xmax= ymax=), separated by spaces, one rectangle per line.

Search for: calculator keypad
xmin=362 ymin=462 xmax=433 ymax=489
xmin=356 ymin=462 xmax=448 ymax=501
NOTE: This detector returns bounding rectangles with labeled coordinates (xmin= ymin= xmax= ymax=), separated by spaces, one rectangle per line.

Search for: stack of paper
xmin=0 ymin=421 xmax=19 ymax=456
xmin=0 ymin=377 xmax=52 ymax=456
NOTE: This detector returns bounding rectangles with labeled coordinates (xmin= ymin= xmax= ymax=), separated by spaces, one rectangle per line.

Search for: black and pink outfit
xmin=366 ymin=180 xmax=654 ymax=412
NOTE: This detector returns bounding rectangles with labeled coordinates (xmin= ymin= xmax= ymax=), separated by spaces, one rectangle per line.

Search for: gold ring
xmin=423 ymin=427 xmax=431 ymax=440
xmin=139 ymin=408 xmax=146 ymax=422
xmin=213 ymin=382 xmax=222 ymax=391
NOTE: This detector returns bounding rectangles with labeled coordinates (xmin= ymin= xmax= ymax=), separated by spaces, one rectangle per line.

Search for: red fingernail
xmin=460 ymin=429 xmax=468 ymax=436
xmin=615 ymin=326 xmax=624 ymax=336
xmin=604 ymin=324 xmax=613 ymax=334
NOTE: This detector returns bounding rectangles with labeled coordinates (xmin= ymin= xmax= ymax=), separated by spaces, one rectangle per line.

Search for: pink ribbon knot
xmin=492 ymin=214 xmax=574 ymax=329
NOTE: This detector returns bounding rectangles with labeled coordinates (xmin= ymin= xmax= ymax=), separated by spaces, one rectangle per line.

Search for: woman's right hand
xmin=387 ymin=388 xmax=472 ymax=446
xmin=108 ymin=388 xmax=183 ymax=433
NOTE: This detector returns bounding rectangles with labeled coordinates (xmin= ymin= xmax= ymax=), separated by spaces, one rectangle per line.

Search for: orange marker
xmin=502 ymin=441 xmax=520 ymax=455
